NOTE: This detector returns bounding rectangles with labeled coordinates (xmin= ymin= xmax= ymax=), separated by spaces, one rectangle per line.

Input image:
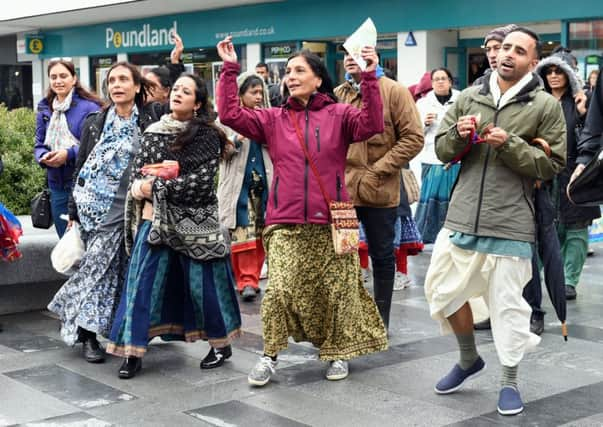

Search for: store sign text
xmin=106 ymin=21 xmax=178 ymax=49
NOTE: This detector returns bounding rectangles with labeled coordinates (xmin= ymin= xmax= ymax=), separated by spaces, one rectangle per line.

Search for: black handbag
xmin=31 ymin=184 xmax=53 ymax=229
xmin=567 ymin=147 xmax=603 ymax=206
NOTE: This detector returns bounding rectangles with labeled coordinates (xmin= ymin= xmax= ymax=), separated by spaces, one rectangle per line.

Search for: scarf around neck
xmin=73 ymin=104 xmax=140 ymax=232
xmin=489 ymin=71 xmax=534 ymax=109
xmin=44 ymin=89 xmax=79 ymax=152
xmin=145 ymin=113 xmax=189 ymax=135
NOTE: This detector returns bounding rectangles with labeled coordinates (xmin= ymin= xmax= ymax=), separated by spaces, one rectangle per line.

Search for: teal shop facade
xmin=23 ymin=0 xmax=603 ymax=103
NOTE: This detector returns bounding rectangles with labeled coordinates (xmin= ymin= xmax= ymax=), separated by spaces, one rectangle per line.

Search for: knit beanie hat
xmin=484 ymin=24 xmax=519 ymax=45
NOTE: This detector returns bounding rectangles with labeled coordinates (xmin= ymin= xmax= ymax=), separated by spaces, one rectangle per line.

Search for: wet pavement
xmin=1 ymin=243 xmax=603 ymax=426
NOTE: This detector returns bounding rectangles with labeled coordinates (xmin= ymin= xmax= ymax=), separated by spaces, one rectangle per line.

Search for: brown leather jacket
xmin=335 ymin=76 xmax=423 ymax=207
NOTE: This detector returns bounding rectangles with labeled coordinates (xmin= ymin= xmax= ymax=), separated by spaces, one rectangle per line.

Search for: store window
xmin=335 ymin=39 xmax=397 ymax=83
xmin=90 ymin=56 xmax=117 ymax=97
xmin=130 ymin=46 xmax=246 ymax=101
xmin=0 ymin=65 xmax=32 ymax=109
xmin=569 ymin=20 xmax=603 ymax=50
xmin=263 ymin=42 xmax=297 ymax=88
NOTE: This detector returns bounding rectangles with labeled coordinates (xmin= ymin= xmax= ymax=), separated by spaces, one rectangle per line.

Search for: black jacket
xmin=557 ymin=90 xmax=600 ymax=225
xmin=67 ymin=102 xmax=163 ymax=220
xmin=577 ymin=67 xmax=603 ymax=166
xmin=535 ymin=57 xmax=600 ymax=225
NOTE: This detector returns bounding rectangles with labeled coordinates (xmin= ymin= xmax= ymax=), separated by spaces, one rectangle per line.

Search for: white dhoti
xmin=425 ymin=228 xmax=541 ymax=367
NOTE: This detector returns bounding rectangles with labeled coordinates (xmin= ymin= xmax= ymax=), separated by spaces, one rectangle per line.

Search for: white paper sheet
xmin=343 ymin=18 xmax=377 ymax=71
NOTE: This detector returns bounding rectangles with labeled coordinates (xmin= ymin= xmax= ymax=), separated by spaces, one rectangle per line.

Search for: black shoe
xmin=530 ymin=316 xmax=544 ymax=336
xmin=587 ymin=248 xmax=594 ymax=257
xmin=241 ymin=285 xmax=258 ymax=302
xmin=565 ymin=285 xmax=577 ymax=300
xmin=474 ymin=318 xmax=491 ymax=330
xmin=119 ymin=357 xmax=142 ymax=379
xmin=200 ymin=345 xmax=232 ymax=369
xmin=82 ymin=337 xmax=105 ymax=363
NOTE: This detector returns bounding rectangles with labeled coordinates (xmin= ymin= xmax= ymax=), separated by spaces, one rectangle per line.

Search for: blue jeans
xmin=50 ymin=187 xmax=70 ymax=238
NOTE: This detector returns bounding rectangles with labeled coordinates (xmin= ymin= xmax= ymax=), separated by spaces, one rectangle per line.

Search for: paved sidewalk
xmin=1 ymin=244 xmax=603 ymax=426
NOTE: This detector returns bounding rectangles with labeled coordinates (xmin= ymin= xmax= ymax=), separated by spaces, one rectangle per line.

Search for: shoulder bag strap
xmin=288 ymin=109 xmax=332 ymax=206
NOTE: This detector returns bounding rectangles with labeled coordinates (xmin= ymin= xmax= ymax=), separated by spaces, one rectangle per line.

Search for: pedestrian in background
xmin=413 ymin=67 xmax=460 ymax=244
xmin=218 ymin=36 xmax=388 ymax=387
xmin=144 ymin=33 xmax=186 ymax=105
xmin=34 ymin=59 xmax=102 ymax=237
xmin=534 ymin=52 xmax=599 ymax=303
xmin=335 ymin=46 xmax=423 ymax=331
xmin=48 ymin=62 xmax=159 ymax=362
xmin=218 ymin=72 xmax=273 ymax=302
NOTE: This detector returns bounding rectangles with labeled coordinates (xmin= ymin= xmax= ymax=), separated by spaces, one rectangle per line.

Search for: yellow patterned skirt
xmin=261 ymin=224 xmax=388 ymax=360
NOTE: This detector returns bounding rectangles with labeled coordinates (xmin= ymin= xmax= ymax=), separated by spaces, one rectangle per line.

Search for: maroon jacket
xmin=218 ymin=61 xmax=384 ymax=226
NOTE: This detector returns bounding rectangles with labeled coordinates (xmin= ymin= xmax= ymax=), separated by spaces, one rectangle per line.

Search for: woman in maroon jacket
xmin=217 ymin=36 xmax=388 ymax=387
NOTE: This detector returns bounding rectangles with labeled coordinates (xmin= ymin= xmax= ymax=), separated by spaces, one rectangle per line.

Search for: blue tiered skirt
xmin=414 ymin=163 xmax=460 ymax=244
xmin=107 ymin=221 xmax=242 ymax=357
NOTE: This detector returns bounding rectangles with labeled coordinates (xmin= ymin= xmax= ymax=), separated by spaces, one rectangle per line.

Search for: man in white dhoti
xmin=424 ymin=27 xmax=566 ymax=416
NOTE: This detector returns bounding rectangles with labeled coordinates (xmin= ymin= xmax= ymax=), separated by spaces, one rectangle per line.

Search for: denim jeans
xmin=50 ymin=187 xmax=70 ymax=238
xmin=355 ymin=206 xmax=398 ymax=281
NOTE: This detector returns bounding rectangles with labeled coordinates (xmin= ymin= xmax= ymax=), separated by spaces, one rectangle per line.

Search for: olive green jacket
xmin=435 ymin=73 xmax=566 ymax=242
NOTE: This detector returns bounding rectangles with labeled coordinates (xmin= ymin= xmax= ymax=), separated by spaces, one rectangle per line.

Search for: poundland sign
xmin=106 ymin=21 xmax=177 ymax=49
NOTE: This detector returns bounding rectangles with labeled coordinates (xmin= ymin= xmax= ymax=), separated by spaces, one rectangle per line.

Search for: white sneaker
xmin=326 ymin=360 xmax=349 ymax=381
xmin=394 ymin=272 xmax=412 ymax=290
xmin=259 ymin=262 xmax=268 ymax=279
xmin=248 ymin=356 xmax=277 ymax=386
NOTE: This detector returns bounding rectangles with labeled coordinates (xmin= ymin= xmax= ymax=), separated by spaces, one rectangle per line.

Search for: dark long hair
xmin=105 ymin=61 xmax=157 ymax=111
xmin=171 ymin=73 xmax=228 ymax=153
xmin=148 ymin=66 xmax=172 ymax=89
xmin=285 ymin=50 xmax=336 ymax=102
xmin=45 ymin=59 xmax=102 ymax=109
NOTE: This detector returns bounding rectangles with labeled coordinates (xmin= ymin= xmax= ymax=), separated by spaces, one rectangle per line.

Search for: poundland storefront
xmin=22 ymin=0 xmax=602 ymax=105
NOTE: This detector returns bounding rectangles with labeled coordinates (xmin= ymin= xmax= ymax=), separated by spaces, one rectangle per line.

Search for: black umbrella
xmin=533 ymin=184 xmax=567 ymax=341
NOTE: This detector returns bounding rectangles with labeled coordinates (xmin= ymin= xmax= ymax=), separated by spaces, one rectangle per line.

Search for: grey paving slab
xmin=242 ymin=387 xmax=392 ymax=427
xmin=450 ymin=380 xmax=603 ymax=426
xmin=558 ymin=412 xmax=603 ymax=427
xmin=4 ymin=365 xmax=136 ymax=410
xmin=545 ymin=323 xmax=603 ymax=344
xmin=0 ymin=327 xmax=65 ymax=353
xmin=11 ymin=412 xmax=112 ymax=427
xmin=295 ymin=378 xmax=471 ymax=426
xmin=0 ymin=374 xmax=78 ymax=426
xmin=186 ymin=400 xmax=309 ymax=427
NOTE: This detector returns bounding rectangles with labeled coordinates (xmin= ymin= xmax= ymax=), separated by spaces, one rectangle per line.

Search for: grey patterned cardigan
xmin=125 ymin=123 xmax=229 ymax=261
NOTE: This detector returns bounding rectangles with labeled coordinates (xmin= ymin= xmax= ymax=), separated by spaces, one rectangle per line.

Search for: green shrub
xmin=0 ymin=105 xmax=45 ymax=215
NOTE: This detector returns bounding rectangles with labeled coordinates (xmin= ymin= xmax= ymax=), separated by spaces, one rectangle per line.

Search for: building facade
xmin=5 ymin=0 xmax=603 ymax=107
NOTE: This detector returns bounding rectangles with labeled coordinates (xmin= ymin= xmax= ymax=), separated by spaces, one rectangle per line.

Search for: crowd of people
xmin=0 ymin=23 xmax=601 ymax=418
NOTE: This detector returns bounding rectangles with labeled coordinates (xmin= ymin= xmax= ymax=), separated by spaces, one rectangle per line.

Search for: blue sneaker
xmin=434 ymin=357 xmax=486 ymax=394
xmin=497 ymin=386 xmax=524 ymax=415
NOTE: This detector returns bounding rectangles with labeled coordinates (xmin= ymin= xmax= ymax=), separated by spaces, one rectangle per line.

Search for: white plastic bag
xmin=51 ymin=223 xmax=85 ymax=275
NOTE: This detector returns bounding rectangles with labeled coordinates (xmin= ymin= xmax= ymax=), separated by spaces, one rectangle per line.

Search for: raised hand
xmin=170 ymin=33 xmax=184 ymax=64
xmin=217 ymin=36 xmax=237 ymax=63
xmin=361 ymin=46 xmax=378 ymax=73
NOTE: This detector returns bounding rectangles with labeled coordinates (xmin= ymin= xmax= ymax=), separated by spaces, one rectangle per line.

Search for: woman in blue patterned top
xmin=48 ymin=62 xmax=161 ymax=363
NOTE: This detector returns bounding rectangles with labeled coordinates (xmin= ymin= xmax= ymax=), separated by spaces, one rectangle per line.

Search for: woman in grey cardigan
xmin=217 ymin=72 xmax=273 ymax=302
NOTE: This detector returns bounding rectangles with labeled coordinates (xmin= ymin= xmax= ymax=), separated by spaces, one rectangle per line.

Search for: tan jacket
xmin=335 ymin=76 xmax=423 ymax=207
